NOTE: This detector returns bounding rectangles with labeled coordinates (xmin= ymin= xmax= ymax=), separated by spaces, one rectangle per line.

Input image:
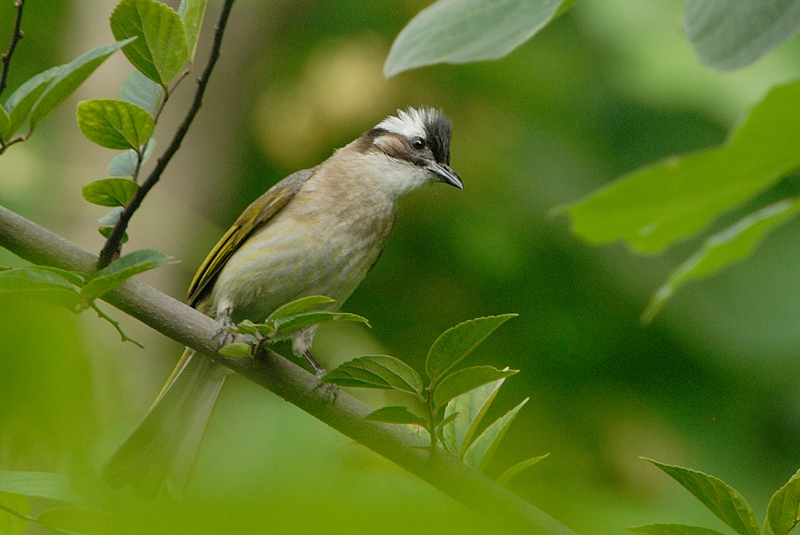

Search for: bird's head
xmin=352 ymin=107 xmax=463 ymax=197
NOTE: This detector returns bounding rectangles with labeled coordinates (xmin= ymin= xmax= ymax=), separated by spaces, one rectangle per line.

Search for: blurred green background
xmin=3 ymin=0 xmax=800 ymax=533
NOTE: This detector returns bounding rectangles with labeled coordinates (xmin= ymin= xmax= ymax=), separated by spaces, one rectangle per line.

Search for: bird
xmin=102 ymin=107 xmax=462 ymax=496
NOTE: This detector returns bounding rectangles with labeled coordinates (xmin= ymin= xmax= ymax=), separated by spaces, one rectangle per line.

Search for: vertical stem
xmin=0 ymin=0 xmax=25 ymax=98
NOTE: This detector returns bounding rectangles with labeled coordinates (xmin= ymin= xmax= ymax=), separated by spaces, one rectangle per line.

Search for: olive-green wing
xmin=187 ymin=168 xmax=315 ymax=307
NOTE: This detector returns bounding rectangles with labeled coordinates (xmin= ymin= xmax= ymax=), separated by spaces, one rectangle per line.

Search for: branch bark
xmin=0 ymin=204 xmax=579 ymax=535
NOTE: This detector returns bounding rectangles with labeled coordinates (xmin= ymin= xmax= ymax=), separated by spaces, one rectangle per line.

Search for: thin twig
xmin=0 ymin=0 xmax=24 ymax=98
xmin=97 ymin=0 xmax=236 ymax=268
xmin=91 ymin=302 xmax=144 ymax=348
xmin=0 ymin=134 xmax=25 ymax=155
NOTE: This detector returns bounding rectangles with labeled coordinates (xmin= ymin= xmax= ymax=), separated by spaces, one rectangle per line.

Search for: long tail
xmin=103 ymin=349 xmax=230 ymax=497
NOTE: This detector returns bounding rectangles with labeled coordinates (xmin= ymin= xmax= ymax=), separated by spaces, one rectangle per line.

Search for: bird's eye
xmin=411 ymin=137 xmax=426 ymax=150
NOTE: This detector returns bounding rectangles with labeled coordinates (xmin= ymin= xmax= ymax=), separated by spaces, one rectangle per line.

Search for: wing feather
xmin=187 ymin=169 xmax=315 ymax=307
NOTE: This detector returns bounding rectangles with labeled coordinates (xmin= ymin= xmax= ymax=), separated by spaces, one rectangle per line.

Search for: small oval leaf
xmin=107 ymin=138 xmax=156 ymax=177
xmin=0 ymin=267 xmax=82 ymax=311
xmin=433 ymin=366 xmax=518 ymax=409
xmin=81 ymin=248 xmax=178 ymax=303
xmin=82 ymin=178 xmax=140 ymax=207
xmin=426 ymin=314 xmax=516 ymax=381
xmin=4 ymin=66 xmax=59 ymax=136
xmin=120 ymin=68 xmax=164 ymax=114
xmin=179 ymin=0 xmax=208 ymax=62
xmin=218 ymin=342 xmax=252 ymax=358
xmin=266 ymin=295 xmax=335 ymax=323
xmin=111 ymin=0 xmax=188 ymax=87
xmin=77 ymin=99 xmax=154 ymax=151
xmin=28 ymin=38 xmax=135 ymax=131
xmin=323 ymin=355 xmax=424 ymax=395
xmin=272 ymin=311 xmax=369 ymax=335
xmin=364 ymin=406 xmax=427 ymax=427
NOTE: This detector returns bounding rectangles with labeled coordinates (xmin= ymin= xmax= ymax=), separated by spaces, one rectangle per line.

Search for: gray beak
xmin=428 ymin=162 xmax=463 ymax=189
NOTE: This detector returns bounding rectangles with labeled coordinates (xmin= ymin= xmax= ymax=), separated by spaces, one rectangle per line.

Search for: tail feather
xmin=103 ymin=350 xmax=230 ymax=497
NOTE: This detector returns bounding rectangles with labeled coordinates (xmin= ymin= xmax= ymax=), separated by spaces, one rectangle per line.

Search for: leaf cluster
xmin=322 ymin=314 xmax=547 ymax=486
xmin=633 ymin=460 xmax=800 ymax=535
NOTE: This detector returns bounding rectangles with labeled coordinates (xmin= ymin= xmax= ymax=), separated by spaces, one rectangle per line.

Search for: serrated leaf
xmin=0 ymin=491 xmax=30 ymax=535
xmin=28 ymin=39 xmax=135 ymax=131
xmin=767 ymin=468 xmax=800 ymax=535
xmin=35 ymin=507 xmax=118 ymax=535
xmin=643 ymin=199 xmax=800 ymax=322
xmin=0 ymin=267 xmax=82 ymax=311
xmin=463 ymin=397 xmax=528 ymax=473
xmin=559 ymin=80 xmax=800 ymax=254
xmin=426 ymin=314 xmax=516 ymax=381
xmin=444 ymin=376 xmax=506 ymax=457
xmin=77 ymin=99 xmax=154 ymax=151
xmin=365 ymin=406 xmax=427 ymax=426
xmin=82 ymin=178 xmax=140 ymax=207
xmin=179 ymin=0 xmax=207 ymax=61
xmin=120 ymin=69 xmax=164 ymax=114
xmin=496 ymin=453 xmax=549 ymax=487
xmin=107 ymin=138 xmax=156 ymax=177
xmin=433 ymin=366 xmax=518 ymax=409
xmin=645 ymin=459 xmax=760 ymax=535
xmin=322 ymin=355 xmax=424 ymax=395
xmin=266 ymin=295 xmax=335 ymax=323
xmin=683 ymin=0 xmax=800 ymax=71
xmin=3 ymin=66 xmax=58 ymax=137
xmin=629 ymin=525 xmax=731 ymax=535
xmin=110 ymin=0 xmax=188 ymax=87
xmin=81 ymin=249 xmax=178 ymax=303
xmin=218 ymin=342 xmax=252 ymax=358
xmin=384 ymin=0 xmax=569 ymax=77
xmin=272 ymin=311 xmax=369 ymax=335
xmin=0 ymin=471 xmax=74 ymax=502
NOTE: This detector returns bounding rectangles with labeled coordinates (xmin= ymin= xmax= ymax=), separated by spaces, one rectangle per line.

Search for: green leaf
xmin=272 ymin=311 xmax=369 ymax=334
xmin=218 ymin=342 xmax=252 ymax=358
xmin=629 ymin=525 xmax=731 ymax=535
xmin=77 ymin=99 xmax=154 ymax=151
xmin=645 ymin=459 xmax=761 ymax=535
xmin=559 ymin=80 xmax=800 ymax=254
xmin=322 ymin=355 xmax=424 ymax=395
xmin=266 ymin=295 xmax=335 ymax=323
xmin=643 ymin=199 xmax=800 ymax=322
xmin=98 ymin=227 xmax=129 ymax=244
xmin=0 ymin=491 xmax=30 ymax=535
xmin=3 ymin=66 xmax=58 ymax=137
xmin=496 ymin=453 xmax=549 ymax=487
xmin=433 ymin=366 xmax=518 ymax=409
xmin=82 ymin=178 xmax=140 ymax=207
xmin=463 ymin=397 xmax=528 ymax=473
xmin=35 ymin=507 xmax=118 ymax=535
xmin=426 ymin=314 xmax=516 ymax=381
xmin=767 ymin=468 xmax=800 ymax=535
xmin=110 ymin=0 xmax=188 ymax=87
xmin=0 ymin=267 xmax=82 ymax=311
xmin=120 ymin=69 xmax=164 ymax=114
xmin=28 ymin=39 xmax=135 ymax=131
xmin=81 ymin=249 xmax=178 ymax=303
xmin=107 ymin=138 xmax=156 ymax=177
xmin=0 ymin=107 xmax=10 ymax=142
xmin=444 ymin=376 xmax=507 ymax=457
xmin=683 ymin=0 xmax=800 ymax=71
xmin=384 ymin=0 xmax=569 ymax=77
xmin=0 ymin=471 xmax=74 ymax=501
xmin=364 ymin=406 xmax=427 ymax=427
xmin=179 ymin=0 xmax=207 ymax=62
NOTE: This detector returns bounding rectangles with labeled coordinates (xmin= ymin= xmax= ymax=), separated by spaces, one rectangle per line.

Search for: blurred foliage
xmin=3 ymin=0 xmax=800 ymax=534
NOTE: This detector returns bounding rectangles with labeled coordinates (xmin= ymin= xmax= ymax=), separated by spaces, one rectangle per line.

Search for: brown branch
xmin=0 ymin=0 xmax=24 ymax=98
xmin=0 ymin=203 xmax=580 ymax=535
xmin=97 ymin=0 xmax=236 ymax=268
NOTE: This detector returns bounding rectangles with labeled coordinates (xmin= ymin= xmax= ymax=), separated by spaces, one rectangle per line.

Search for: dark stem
xmin=97 ymin=0 xmax=236 ymax=268
xmin=0 ymin=0 xmax=25 ymax=98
